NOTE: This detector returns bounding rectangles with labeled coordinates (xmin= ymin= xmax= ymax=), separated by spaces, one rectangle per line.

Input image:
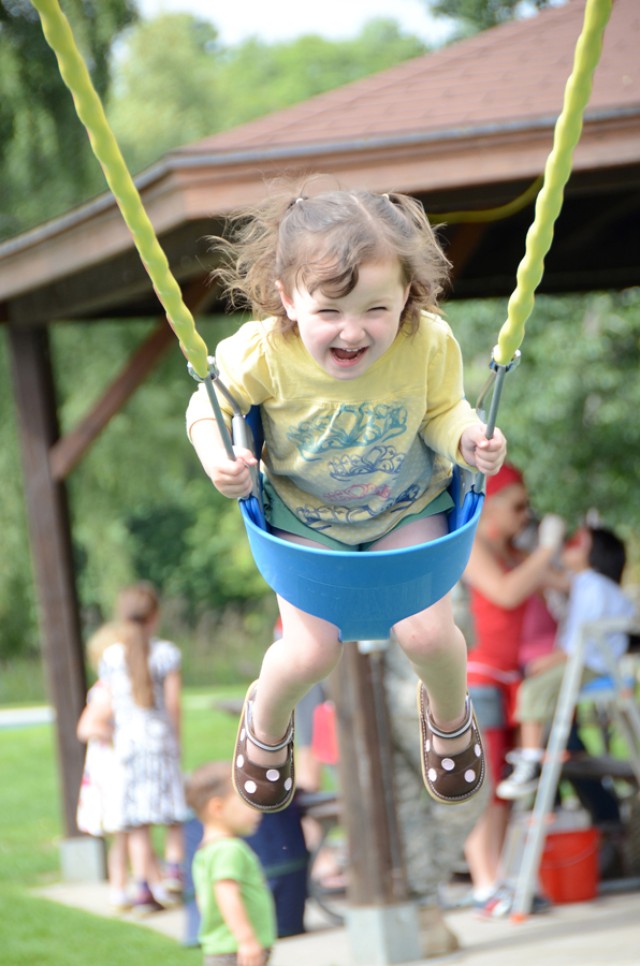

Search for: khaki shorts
xmin=262 ymin=478 xmax=453 ymax=551
xmin=515 ymin=662 xmax=598 ymax=723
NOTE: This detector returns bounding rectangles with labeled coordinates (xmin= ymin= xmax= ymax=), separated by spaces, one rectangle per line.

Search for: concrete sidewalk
xmin=36 ymin=879 xmax=640 ymax=965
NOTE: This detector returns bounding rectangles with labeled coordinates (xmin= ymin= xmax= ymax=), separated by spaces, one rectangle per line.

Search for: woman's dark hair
xmin=588 ymin=526 xmax=626 ymax=584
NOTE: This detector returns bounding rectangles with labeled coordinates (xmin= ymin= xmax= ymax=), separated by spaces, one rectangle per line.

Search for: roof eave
xmin=1 ymin=106 xmax=638 ymax=305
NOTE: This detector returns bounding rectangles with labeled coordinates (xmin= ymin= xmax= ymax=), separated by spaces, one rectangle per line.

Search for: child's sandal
xmin=417 ymin=684 xmax=485 ymax=804
xmin=232 ymin=681 xmax=296 ymax=813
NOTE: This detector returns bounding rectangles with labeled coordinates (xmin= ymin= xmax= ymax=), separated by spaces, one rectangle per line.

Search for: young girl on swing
xmin=187 ymin=180 xmax=507 ymax=812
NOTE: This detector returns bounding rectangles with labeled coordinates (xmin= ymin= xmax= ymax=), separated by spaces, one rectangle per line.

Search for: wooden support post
xmin=7 ymin=324 xmax=86 ymax=837
xmin=332 ymin=643 xmax=421 ymax=964
xmin=334 ymin=644 xmax=405 ymax=904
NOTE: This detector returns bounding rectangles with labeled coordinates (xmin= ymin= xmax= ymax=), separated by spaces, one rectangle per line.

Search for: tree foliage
xmin=428 ymin=0 xmax=560 ymax=37
xmin=0 ymin=342 xmax=39 ymax=659
xmin=106 ymin=13 xmax=223 ymax=172
xmin=449 ymin=289 xmax=640 ymax=546
xmin=107 ymin=15 xmax=427 ymax=171
xmin=0 ymin=0 xmax=137 ymax=238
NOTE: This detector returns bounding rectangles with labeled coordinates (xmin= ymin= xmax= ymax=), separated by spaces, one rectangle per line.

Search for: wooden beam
xmin=7 ymin=324 xmax=86 ymax=837
xmin=447 ymin=222 xmax=489 ymax=280
xmin=49 ymin=321 xmax=174 ymax=480
xmin=49 ymin=276 xmax=215 ymax=480
xmin=7 ymin=220 xmax=218 ymax=326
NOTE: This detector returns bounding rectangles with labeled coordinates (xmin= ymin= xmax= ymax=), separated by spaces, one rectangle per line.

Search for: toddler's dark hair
xmin=588 ymin=526 xmax=626 ymax=584
xmin=185 ymin=761 xmax=233 ymax=817
xmin=211 ymin=176 xmax=451 ymax=334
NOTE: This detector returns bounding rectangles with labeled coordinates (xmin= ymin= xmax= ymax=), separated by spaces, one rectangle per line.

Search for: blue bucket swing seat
xmin=236 ymin=406 xmax=484 ymax=642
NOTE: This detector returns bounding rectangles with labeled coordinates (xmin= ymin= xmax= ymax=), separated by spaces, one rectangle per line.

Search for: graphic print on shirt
xmin=287 ymin=402 xmax=433 ymax=530
xmin=288 ymin=402 xmax=407 ymax=461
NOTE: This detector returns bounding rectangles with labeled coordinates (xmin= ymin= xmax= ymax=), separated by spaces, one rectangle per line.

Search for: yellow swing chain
xmin=30 ymin=0 xmax=211 ymax=378
xmin=493 ymin=0 xmax=612 ymax=367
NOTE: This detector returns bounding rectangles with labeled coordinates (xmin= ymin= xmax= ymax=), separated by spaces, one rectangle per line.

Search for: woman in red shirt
xmin=462 ymin=465 xmax=565 ymax=910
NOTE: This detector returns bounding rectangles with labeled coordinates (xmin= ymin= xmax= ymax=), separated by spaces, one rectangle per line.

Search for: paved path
xmin=18 ymin=703 xmax=640 ymax=962
xmin=36 ymin=879 xmax=640 ymax=965
xmin=0 ymin=705 xmax=54 ymax=728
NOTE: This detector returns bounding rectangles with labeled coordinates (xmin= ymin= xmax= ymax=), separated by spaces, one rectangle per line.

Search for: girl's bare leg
xmin=127 ymin=825 xmax=159 ymax=886
xmin=248 ymin=532 xmax=343 ymax=767
xmin=107 ymin=831 xmax=129 ymax=892
xmin=374 ymin=515 xmax=470 ymax=754
xmin=164 ymin=823 xmax=184 ymax=866
xmin=464 ymin=801 xmax=509 ymax=894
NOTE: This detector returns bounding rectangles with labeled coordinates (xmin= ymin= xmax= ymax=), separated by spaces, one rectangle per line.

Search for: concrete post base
xmin=59 ymin=836 xmax=107 ymax=882
xmin=345 ymin=902 xmax=421 ymax=965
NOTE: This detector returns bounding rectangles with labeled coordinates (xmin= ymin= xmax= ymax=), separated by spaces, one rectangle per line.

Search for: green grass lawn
xmin=0 ymin=685 xmax=245 ymax=965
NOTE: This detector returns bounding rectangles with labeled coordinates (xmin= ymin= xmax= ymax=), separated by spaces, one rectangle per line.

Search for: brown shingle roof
xmin=179 ymin=0 xmax=638 ymax=157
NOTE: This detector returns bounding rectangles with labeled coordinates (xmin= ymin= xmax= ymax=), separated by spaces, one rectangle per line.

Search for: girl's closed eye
xmin=287 ymin=259 xmax=409 ymax=379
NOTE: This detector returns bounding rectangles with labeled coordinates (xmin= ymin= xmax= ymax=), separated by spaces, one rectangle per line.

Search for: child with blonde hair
xmin=187 ymin=181 xmax=507 ymax=812
xmin=77 ymin=621 xmax=139 ymax=911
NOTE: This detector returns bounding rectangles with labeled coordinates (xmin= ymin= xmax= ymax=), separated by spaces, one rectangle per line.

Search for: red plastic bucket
xmin=539 ymin=827 xmax=600 ymax=903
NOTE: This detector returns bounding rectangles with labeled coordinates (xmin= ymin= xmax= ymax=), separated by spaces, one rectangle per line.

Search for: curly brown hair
xmin=210 ymin=176 xmax=451 ymax=334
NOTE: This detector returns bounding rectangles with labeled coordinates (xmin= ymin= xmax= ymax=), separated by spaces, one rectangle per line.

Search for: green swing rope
xmin=31 ymin=0 xmax=611 ymax=377
xmin=493 ymin=0 xmax=612 ymax=366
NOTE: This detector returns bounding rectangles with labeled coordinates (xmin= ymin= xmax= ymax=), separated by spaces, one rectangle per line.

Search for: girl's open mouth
xmin=331 ymin=347 xmax=367 ymax=365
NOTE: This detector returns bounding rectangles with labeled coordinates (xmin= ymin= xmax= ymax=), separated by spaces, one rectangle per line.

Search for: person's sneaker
xmin=151 ymin=881 xmax=181 ymax=908
xmin=162 ymin=861 xmax=184 ymax=896
xmin=496 ymin=757 xmax=541 ymax=800
xmin=108 ymin=889 xmax=132 ymax=914
xmin=130 ymin=884 xmax=165 ymax=917
xmin=475 ymin=886 xmax=512 ymax=919
xmin=476 ymin=886 xmax=551 ymax=919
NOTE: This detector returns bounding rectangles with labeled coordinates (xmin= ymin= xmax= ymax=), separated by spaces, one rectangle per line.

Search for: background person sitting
xmin=497 ymin=525 xmax=636 ymax=800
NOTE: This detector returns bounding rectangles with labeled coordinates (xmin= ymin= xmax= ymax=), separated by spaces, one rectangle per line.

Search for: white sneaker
xmin=496 ymin=758 xmax=541 ymax=800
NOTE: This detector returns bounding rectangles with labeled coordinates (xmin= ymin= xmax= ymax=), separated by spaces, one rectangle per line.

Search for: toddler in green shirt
xmin=185 ymin=761 xmax=276 ymax=966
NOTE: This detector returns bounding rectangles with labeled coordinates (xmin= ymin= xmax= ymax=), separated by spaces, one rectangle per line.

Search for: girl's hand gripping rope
xmin=459 ymin=424 xmax=507 ymax=477
xmin=206 ymin=444 xmax=258 ymax=500
xmin=189 ymin=419 xmax=258 ymax=499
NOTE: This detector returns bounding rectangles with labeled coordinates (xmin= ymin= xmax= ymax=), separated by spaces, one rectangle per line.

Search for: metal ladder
xmin=503 ymin=617 xmax=640 ymax=918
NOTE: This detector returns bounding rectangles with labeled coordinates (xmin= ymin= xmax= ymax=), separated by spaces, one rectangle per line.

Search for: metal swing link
xmin=472 ymin=348 xmax=522 ymax=495
xmin=187 ymin=357 xmax=261 ymax=501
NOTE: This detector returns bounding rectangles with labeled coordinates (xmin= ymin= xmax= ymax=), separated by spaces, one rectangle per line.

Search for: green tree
xmin=107 ymin=15 xmax=427 ymax=169
xmin=449 ymin=289 xmax=640 ymax=551
xmin=212 ymin=21 xmax=427 ymax=131
xmin=428 ymin=0 xmax=560 ymax=37
xmin=0 ymin=0 xmax=137 ymax=239
xmin=107 ymin=13 xmax=223 ymax=172
xmin=0 ymin=340 xmax=39 ymax=660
